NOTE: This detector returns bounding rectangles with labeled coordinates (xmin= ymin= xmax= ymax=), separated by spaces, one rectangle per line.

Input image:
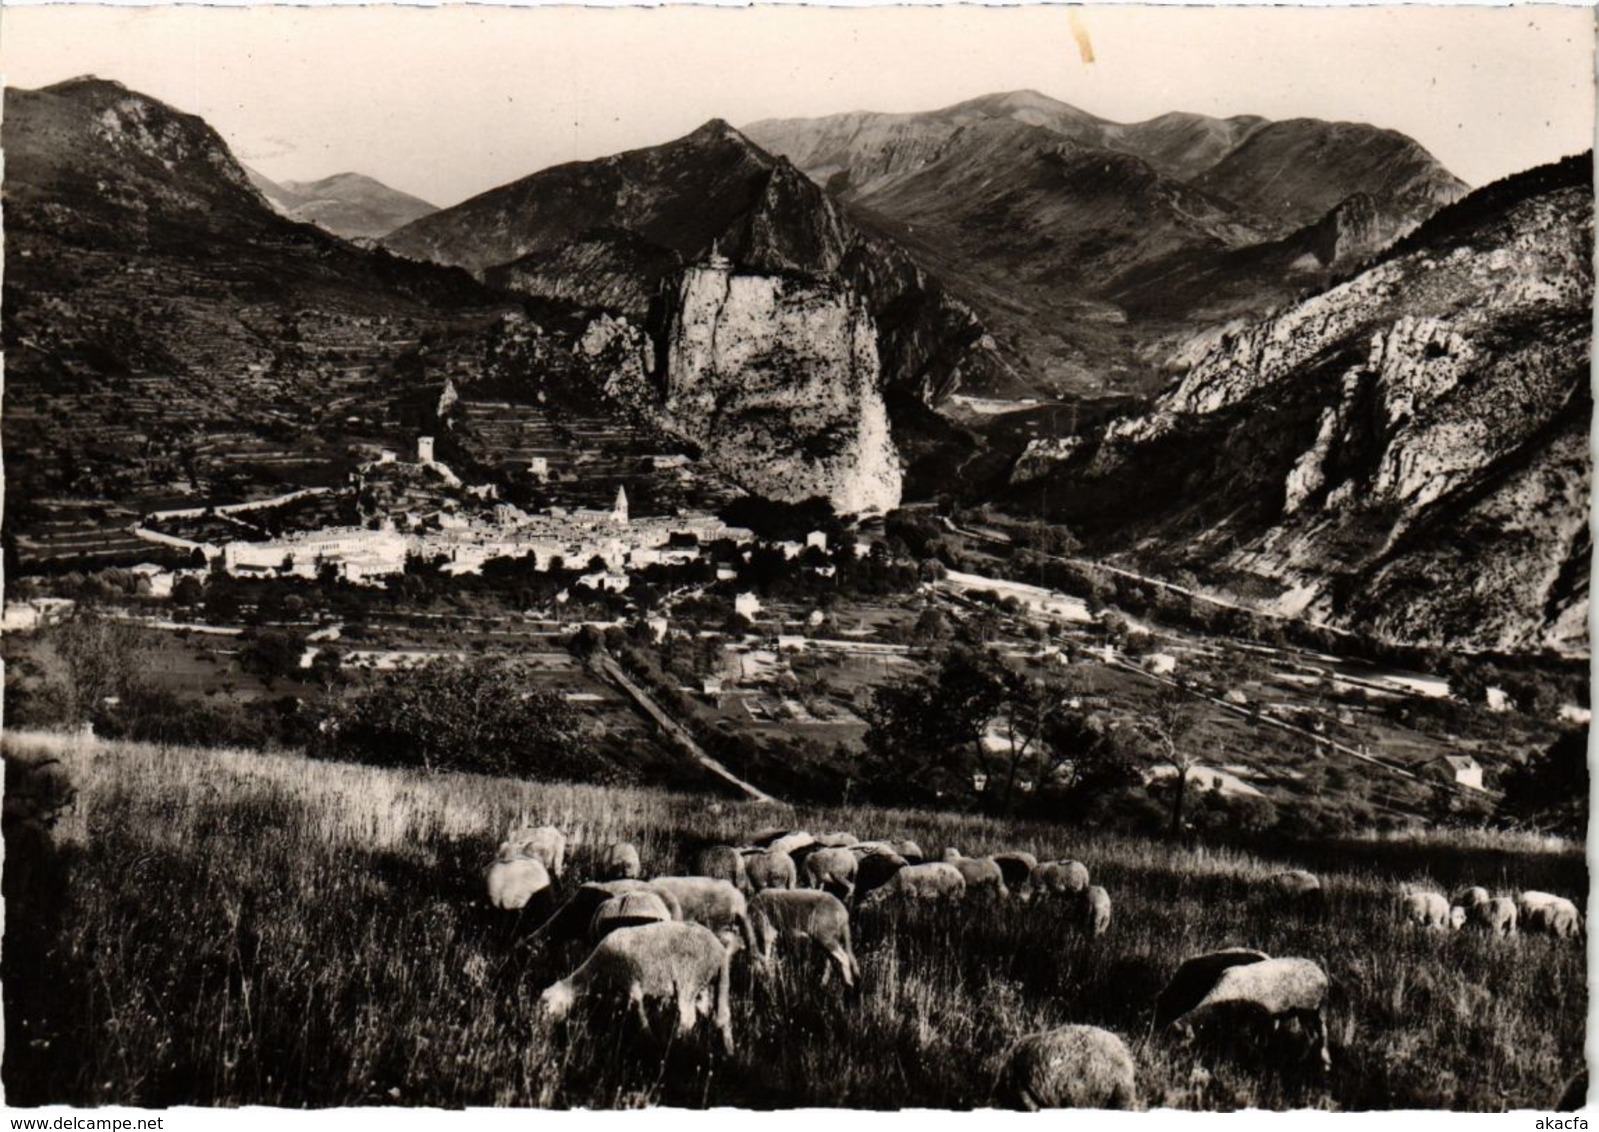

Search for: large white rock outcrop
xmin=664 ymin=262 xmax=902 ymax=515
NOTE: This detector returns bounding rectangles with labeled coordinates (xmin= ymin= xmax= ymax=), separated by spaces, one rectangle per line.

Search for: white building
xmin=734 ymin=592 xmax=763 ymax=619
xmin=1433 ymin=754 xmax=1484 ymax=791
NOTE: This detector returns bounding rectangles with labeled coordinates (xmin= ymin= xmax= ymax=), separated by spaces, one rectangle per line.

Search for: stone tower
xmin=613 ymin=485 xmax=629 ymax=526
xmin=417 ymin=436 xmax=435 ymax=465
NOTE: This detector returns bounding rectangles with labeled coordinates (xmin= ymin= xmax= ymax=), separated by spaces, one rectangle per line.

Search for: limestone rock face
xmin=1014 ymin=154 xmax=1593 ymax=654
xmin=664 ymin=264 xmax=901 ymax=515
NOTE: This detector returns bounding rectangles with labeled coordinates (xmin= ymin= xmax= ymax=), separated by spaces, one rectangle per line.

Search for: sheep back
xmin=995 ymin=1025 xmax=1138 ymax=1110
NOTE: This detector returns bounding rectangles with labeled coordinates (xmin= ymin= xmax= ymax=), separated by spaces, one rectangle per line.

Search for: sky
xmin=2 ymin=4 xmax=1594 ymax=209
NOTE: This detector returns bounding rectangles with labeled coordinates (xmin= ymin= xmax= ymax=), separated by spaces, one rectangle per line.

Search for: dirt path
xmin=592 ymin=653 xmax=779 ymax=804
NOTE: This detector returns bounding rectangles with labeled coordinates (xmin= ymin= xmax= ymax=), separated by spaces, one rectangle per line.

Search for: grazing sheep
xmin=947 ymin=854 xmax=1009 ymax=898
xmin=1079 ymin=885 xmax=1112 ymax=936
xmin=541 ymin=880 xmax=682 ymax=944
xmin=849 ymin=840 xmax=894 ymax=856
xmin=744 ymin=848 xmax=798 ymax=893
xmin=853 ymin=849 xmax=910 ymax=902
xmin=1399 ymin=891 xmax=1456 ymax=930
xmin=1557 ymin=1068 xmax=1589 ymax=1111
xmin=994 ymin=1025 xmax=1139 ymax=1110
xmin=993 ymin=851 xmax=1039 ymax=893
xmin=1268 ymin=870 xmax=1322 ymax=903
xmin=803 ymin=846 xmax=860 ymax=902
xmin=539 ymin=921 xmax=734 ymax=1054
xmin=815 ymin=831 xmax=859 ymax=848
xmin=1518 ymin=891 xmax=1582 ymax=938
xmin=1033 ymin=860 xmax=1091 ymax=897
xmin=505 ymin=823 xmax=567 ymax=880
xmin=1454 ymin=886 xmax=1491 ymax=912
xmin=942 ymin=847 xmax=963 ymax=863
xmin=647 ymin=876 xmax=756 ymax=953
xmin=590 ymin=890 xmax=673 ymax=942
xmin=485 ymin=852 xmax=552 ymax=911
xmin=602 ymin=842 xmax=642 ymax=881
xmin=859 ymin=861 xmax=966 ymax=906
xmin=696 ymin=845 xmax=749 ymax=891
xmin=1153 ymin=948 xmax=1272 ymax=1031
xmin=766 ymin=831 xmax=818 ymax=857
xmin=891 ymin=839 xmax=926 ymax=864
xmin=1165 ymin=957 xmax=1332 ymax=1070
xmin=1468 ymin=896 xmax=1518 ymax=936
xmin=749 ymin=889 xmax=859 ymax=987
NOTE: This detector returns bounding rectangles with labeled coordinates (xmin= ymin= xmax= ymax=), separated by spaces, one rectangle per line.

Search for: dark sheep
xmin=1153 ymin=948 xmax=1272 ymax=1031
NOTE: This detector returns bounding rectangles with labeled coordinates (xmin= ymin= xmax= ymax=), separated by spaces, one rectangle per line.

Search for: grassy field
xmin=3 ymin=729 xmax=1585 ymax=1110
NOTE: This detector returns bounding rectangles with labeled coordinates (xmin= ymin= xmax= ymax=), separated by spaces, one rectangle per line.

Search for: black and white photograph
xmin=0 ymin=2 xmax=1593 ymax=1114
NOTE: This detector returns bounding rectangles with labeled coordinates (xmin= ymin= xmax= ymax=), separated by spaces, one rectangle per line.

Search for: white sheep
xmin=744 ymin=848 xmax=798 ymax=892
xmin=1468 ymin=895 xmax=1518 ymax=936
xmin=749 ymin=889 xmax=859 ymax=988
xmin=602 ymin=842 xmax=642 ymax=881
xmin=766 ymin=831 xmax=818 ymax=857
xmin=802 ymin=846 xmax=860 ymax=903
xmin=647 ymin=876 xmax=756 ymax=953
xmin=589 ymin=890 xmax=673 ymax=942
xmin=539 ymin=920 xmax=734 ymax=1053
xmin=994 ymin=1024 xmax=1139 ymax=1110
xmin=695 ymin=845 xmax=749 ymax=891
xmin=1267 ymin=870 xmax=1322 ymax=905
xmin=1165 ymin=956 xmax=1331 ymax=1070
xmin=485 ymin=847 xmax=551 ymax=911
xmin=859 ymin=861 xmax=966 ymax=906
xmin=1398 ymin=890 xmax=1459 ymax=930
xmin=943 ymin=849 xmax=1009 ymax=898
xmin=504 ymin=822 xmax=567 ymax=880
xmin=1080 ymin=885 xmax=1112 ymax=936
xmin=1518 ymin=891 xmax=1582 ymax=938
xmin=1454 ymin=885 xmax=1491 ymax=912
xmin=1033 ymin=860 xmax=1090 ymax=897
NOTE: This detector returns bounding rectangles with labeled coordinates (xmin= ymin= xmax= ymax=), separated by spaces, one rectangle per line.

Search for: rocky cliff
xmin=1012 ymin=153 xmax=1592 ymax=655
xmin=661 ymin=263 xmax=901 ymax=515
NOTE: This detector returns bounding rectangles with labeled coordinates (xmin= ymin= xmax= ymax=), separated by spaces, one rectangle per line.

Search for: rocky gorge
xmin=1013 ymin=154 xmax=1593 ymax=655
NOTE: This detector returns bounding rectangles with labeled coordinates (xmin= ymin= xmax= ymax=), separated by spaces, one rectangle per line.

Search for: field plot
xmin=4 ymin=730 xmax=1584 ymax=1111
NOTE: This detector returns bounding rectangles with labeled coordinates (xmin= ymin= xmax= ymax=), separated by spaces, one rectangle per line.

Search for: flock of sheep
xmin=482 ymin=819 xmax=1584 ymax=1110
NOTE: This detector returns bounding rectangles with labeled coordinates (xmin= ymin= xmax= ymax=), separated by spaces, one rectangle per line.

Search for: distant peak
xmin=690 ymin=118 xmax=741 ymax=140
xmin=50 ymin=74 xmax=126 ymax=91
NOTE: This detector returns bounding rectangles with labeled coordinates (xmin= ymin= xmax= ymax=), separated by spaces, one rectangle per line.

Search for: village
xmin=107 ymin=435 xmax=796 ymax=593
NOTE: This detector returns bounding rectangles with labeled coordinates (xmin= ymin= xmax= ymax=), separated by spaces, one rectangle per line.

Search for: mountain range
xmin=244 ymin=166 xmax=438 ymax=241
xmin=745 ymin=90 xmax=1469 ymax=397
xmin=3 ymin=75 xmax=1588 ymax=652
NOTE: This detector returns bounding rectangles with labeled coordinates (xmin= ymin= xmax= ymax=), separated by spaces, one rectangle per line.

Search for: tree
xmin=43 ymin=611 xmax=150 ymax=725
xmin=239 ymin=628 xmax=308 ymax=684
xmin=1139 ymin=689 xmax=1204 ymax=839
xmin=912 ymin=606 xmax=952 ymax=644
xmin=862 ymin=646 xmax=1119 ymax=816
xmin=319 ymin=658 xmax=596 ymax=780
xmin=1498 ymin=730 xmax=1588 ymax=838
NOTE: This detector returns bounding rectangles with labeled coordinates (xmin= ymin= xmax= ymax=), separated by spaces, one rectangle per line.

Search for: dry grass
xmin=3 ymin=729 xmax=1586 ymax=1110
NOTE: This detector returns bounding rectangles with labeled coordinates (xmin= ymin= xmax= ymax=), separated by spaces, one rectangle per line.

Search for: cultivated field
xmin=4 ymin=730 xmax=1586 ymax=1110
